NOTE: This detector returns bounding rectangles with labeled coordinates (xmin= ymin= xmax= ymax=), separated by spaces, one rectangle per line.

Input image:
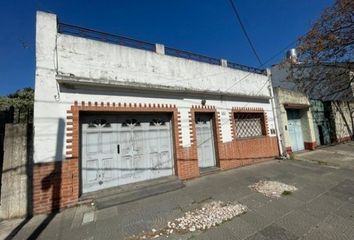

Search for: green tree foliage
xmin=0 ymin=87 xmax=34 ymax=111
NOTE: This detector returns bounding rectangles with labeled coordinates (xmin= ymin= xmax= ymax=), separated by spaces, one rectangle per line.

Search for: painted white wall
xmin=56 ymin=33 xmax=270 ymax=98
xmin=271 ymin=64 xmax=298 ymax=91
xmin=34 ymin=11 xmax=276 ymax=163
xmin=34 ymin=11 xmax=66 ymax=162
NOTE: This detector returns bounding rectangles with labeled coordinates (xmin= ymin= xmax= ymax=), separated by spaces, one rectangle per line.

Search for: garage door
xmin=81 ymin=113 xmax=174 ymax=193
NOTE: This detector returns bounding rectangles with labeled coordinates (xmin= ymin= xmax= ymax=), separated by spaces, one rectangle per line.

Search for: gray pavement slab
xmin=305 ymin=221 xmax=350 ymax=240
xmin=222 ymin=217 xmax=259 ymax=240
xmin=239 ymin=210 xmax=270 ymax=231
xmin=93 ymin=217 xmax=126 ymax=240
xmin=302 ymin=227 xmax=335 ymax=240
xmin=0 ymin=218 xmax=24 ymax=240
xmin=274 ymin=195 xmax=304 ymax=210
xmin=193 ymin=224 xmax=237 ymax=240
xmin=330 ymin=179 xmax=354 ymax=196
xmin=2 ymin=142 xmax=354 ymax=240
xmin=296 ymin=142 xmax=354 ymax=170
xmin=300 ymin=193 xmax=345 ymax=220
xmin=265 ymin=197 xmax=301 ymax=215
xmin=259 ymin=223 xmax=299 ymax=240
xmin=239 ymin=193 xmax=271 ymax=210
xmin=322 ymin=214 xmax=354 ymax=239
xmin=334 ymin=202 xmax=354 ymax=221
xmin=255 ymin=199 xmax=293 ymax=223
xmin=95 ymin=206 xmax=118 ymax=221
xmin=276 ymin=209 xmax=321 ymax=236
xmin=244 ymin=232 xmax=268 ymax=240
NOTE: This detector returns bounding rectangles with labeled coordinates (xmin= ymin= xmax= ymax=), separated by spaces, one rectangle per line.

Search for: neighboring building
xmin=33 ymin=12 xmax=279 ymax=214
xmin=310 ymin=100 xmax=332 ymax=145
xmin=273 ymin=88 xmax=317 ymax=154
xmin=326 ymin=101 xmax=354 ymax=143
xmin=272 ymin=61 xmax=354 ymax=153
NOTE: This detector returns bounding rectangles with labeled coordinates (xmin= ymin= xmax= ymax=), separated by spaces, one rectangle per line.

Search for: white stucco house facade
xmin=33 ymin=11 xmax=280 ymax=214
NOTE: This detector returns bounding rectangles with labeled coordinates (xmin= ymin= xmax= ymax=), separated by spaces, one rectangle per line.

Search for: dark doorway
xmin=318 ymin=125 xmax=325 ymax=145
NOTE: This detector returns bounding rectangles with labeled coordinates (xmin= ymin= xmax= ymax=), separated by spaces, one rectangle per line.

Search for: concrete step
xmin=82 ymin=176 xmax=185 ymax=210
xmin=200 ymin=166 xmax=220 ymax=176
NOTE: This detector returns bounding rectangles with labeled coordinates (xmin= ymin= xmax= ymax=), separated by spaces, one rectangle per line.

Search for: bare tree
xmin=297 ymin=0 xmax=353 ymax=64
xmin=286 ymin=0 xmax=354 ymax=140
xmin=289 ymin=0 xmax=354 ymax=96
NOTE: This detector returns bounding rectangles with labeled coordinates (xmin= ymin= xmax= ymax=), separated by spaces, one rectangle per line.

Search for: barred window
xmin=235 ymin=112 xmax=265 ymax=138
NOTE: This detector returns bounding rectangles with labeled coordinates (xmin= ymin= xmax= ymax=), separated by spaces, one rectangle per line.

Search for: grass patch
xmin=282 ymin=190 xmax=292 ymax=196
xmin=317 ymin=161 xmax=328 ymax=165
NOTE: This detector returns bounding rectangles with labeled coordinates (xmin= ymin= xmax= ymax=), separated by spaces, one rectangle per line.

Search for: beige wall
xmin=0 ymin=124 xmax=29 ymax=219
xmin=331 ymin=101 xmax=354 ymax=141
xmin=274 ymin=88 xmax=317 ymax=152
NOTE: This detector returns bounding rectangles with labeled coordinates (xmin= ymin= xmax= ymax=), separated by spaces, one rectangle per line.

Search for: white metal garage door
xmin=195 ymin=113 xmax=216 ymax=169
xmin=81 ymin=113 xmax=174 ymax=193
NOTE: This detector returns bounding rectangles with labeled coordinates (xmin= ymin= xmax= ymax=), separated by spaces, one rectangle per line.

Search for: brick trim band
xmin=34 ymin=101 xmax=181 ymax=214
xmin=189 ymin=105 xmax=221 ymax=169
xmin=304 ymin=141 xmax=317 ymax=150
xmin=32 ymin=102 xmax=279 ymax=214
xmin=231 ymin=107 xmax=269 ymax=139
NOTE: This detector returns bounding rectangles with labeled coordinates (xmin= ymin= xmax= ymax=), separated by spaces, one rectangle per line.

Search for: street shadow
xmin=4 ymin=123 xmax=33 ymax=240
xmin=6 ymin=118 xmax=65 ymax=240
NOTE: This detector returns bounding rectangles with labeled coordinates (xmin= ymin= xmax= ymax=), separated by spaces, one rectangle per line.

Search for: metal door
xmin=195 ymin=113 xmax=216 ymax=168
xmin=287 ymin=110 xmax=304 ymax=152
xmin=147 ymin=117 xmax=174 ymax=179
xmin=81 ymin=116 xmax=118 ymax=193
xmin=117 ymin=114 xmax=174 ymax=186
xmin=81 ymin=113 xmax=174 ymax=193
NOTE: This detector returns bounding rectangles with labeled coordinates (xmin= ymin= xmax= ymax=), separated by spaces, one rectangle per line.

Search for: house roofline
xmin=56 ymin=74 xmax=271 ymax=101
xmin=57 ymin=22 xmax=267 ymax=75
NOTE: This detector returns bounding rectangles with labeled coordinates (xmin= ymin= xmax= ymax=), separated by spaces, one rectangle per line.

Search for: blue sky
xmin=0 ymin=0 xmax=333 ymax=95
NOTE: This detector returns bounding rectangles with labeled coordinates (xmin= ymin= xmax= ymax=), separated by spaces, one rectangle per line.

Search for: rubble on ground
xmin=249 ymin=180 xmax=297 ymax=198
xmin=129 ymin=201 xmax=247 ymax=239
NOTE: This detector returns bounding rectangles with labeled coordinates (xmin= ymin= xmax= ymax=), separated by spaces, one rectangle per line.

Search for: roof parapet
xmin=57 ymin=22 xmax=267 ymax=75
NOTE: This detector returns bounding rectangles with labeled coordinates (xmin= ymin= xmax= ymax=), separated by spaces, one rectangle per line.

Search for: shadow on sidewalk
xmin=5 ymin=119 xmax=64 ymax=239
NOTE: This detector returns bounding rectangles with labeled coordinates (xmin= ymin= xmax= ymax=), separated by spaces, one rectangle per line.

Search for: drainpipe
xmin=267 ymin=68 xmax=284 ymax=157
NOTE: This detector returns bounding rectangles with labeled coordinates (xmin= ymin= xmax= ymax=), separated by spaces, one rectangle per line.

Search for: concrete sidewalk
xmin=2 ymin=157 xmax=354 ymax=240
xmin=296 ymin=141 xmax=354 ymax=169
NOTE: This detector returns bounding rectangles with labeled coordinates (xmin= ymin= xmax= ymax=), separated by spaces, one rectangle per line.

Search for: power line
xmin=227 ymin=0 xmax=263 ymax=66
xmin=223 ymin=40 xmax=297 ymax=94
xmin=262 ymin=39 xmax=297 ymax=66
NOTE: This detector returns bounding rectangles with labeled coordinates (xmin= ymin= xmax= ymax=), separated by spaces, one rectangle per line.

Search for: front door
xmin=287 ymin=110 xmax=304 ymax=152
xmin=195 ymin=113 xmax=216 ymax=169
